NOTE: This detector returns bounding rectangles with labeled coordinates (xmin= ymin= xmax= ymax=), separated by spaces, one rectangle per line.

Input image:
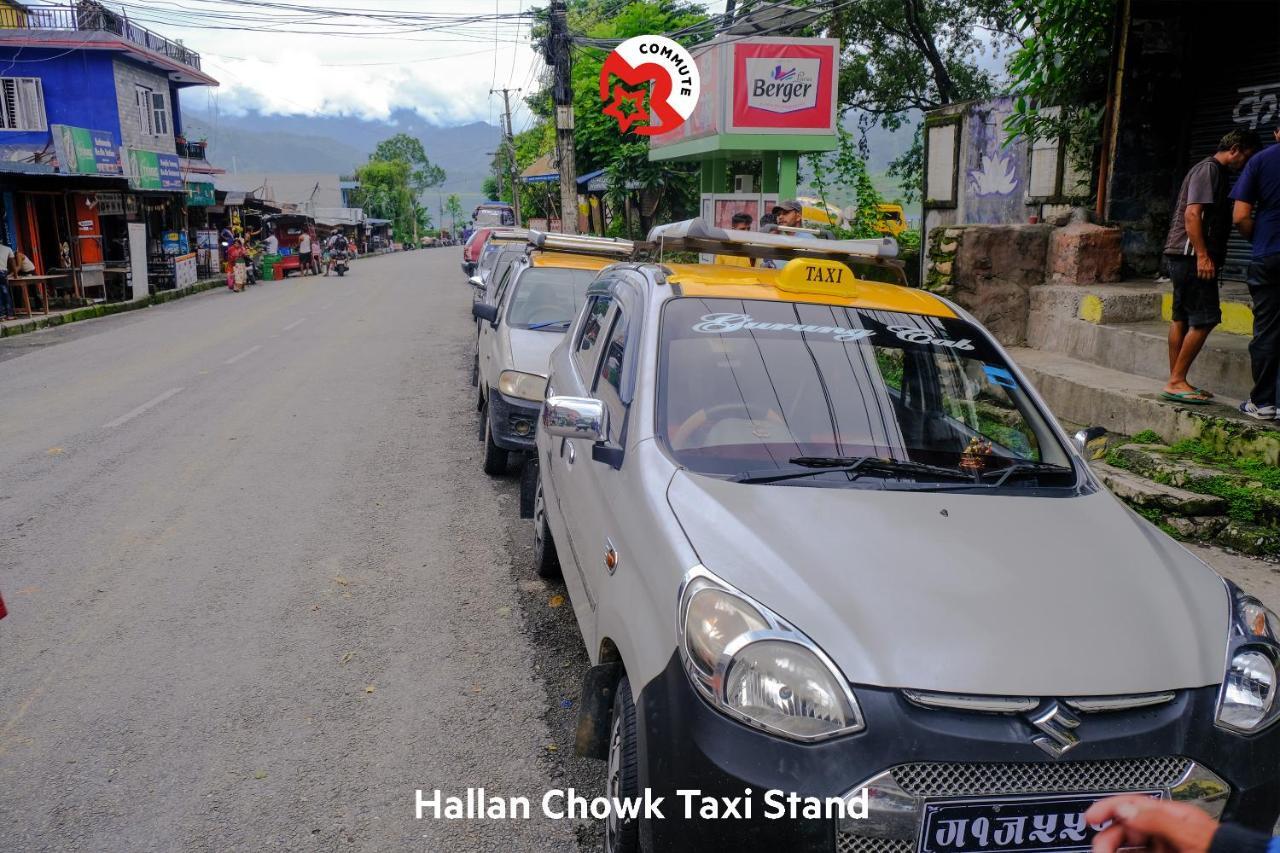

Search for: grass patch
xmin=1131 ymin=429 xmax=1164 ymax=445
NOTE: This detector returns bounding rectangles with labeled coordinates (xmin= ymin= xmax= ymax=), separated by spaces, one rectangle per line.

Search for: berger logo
xmin=745 ymin=57 xmax=820 ymax=113
xmin=1028 ymin=702 xmax=1082 ymax=758
xmin=599 ymin=35 xmax=700 ymax=136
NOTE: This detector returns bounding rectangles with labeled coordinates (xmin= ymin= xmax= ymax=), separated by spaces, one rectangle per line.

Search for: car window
xmin=504 ymin=268 xmax=599 ymax=330
xmin=657 ymin=297 xmax=1072 ymax=486
xmin=491 ymin=262 xmax=517 ymax=305
xmin=575 ymin=294 xmax=613 ymax=377
xmin=594 ymin=309 xmax=628 ymax=438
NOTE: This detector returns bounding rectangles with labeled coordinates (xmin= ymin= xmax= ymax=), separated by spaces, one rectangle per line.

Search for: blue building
xmin=0 ymin=0 xmax=219 ymax=303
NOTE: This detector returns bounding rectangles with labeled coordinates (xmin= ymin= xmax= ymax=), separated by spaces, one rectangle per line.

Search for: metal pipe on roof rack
xmin=527 ymin=230 xmax=636 ymax=258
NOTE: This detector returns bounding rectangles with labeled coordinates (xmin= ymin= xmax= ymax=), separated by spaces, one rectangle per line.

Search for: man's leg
xmin=1168 ymin=320 xmax=1187 ymax=375
xmin=1165 ymin=257 xmax=1218 ymax=395
xmin=1168 ymin=325 xmax=1215 ymax=393
xmin=1247 ymin=261 xmax=1280 ymax=408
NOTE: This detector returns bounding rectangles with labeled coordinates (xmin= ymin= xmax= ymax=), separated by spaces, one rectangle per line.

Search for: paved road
xmin=0 ymin=250 xmax=598 ymax=851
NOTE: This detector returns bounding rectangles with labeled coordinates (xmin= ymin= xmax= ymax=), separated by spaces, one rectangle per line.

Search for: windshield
xmin=658 ymin=298 xmax=1073 ymax=487
xmin=505 ymin=268 xmax=600 ymax=329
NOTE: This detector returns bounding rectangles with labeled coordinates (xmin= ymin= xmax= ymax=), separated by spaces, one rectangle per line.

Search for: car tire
xmin=482 ymin=411 xmax=509 ymax=476
xmin=533 ymin=478 xmax=561 ymax=578
xmin=605 ymin=675 xmax=641 ymax=853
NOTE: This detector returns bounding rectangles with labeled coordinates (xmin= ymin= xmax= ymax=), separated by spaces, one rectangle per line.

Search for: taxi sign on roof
xmin=776 ymin=257 xmax=856 ymax=298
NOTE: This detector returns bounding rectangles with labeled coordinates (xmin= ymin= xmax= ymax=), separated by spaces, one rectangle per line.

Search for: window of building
xmin=0 ymin=77 xmax=47 ymax=131
xmin=135 ymin=85 xmax=169 ymax=136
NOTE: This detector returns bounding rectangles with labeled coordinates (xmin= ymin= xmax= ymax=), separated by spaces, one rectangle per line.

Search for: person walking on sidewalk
xmin=1161 ymin=129 xmax=1260 ymax=405
xmin=1234 ymin=120 xmax=1280 ymax=419
xmin=297 ymin=229 xmax=313 ymax=276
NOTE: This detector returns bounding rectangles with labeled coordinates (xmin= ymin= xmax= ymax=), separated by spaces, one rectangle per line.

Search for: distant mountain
xmin=182 ymin=108 xmax=501 ymax=195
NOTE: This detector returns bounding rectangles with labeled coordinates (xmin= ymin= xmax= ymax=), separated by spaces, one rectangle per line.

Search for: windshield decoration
xmin=885 ymin=325 xmax=974 ymax=351
xmin=692 ymin=312 xmax=874 ymax=342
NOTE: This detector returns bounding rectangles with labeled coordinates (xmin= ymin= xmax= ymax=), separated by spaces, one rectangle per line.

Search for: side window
xmin=594 ymin=310 xmax=628 ymax=435
xmin=493 ymin=265 xmax=516 ymax=305
xmin=574 ymin=293 xmax=612 ymax=377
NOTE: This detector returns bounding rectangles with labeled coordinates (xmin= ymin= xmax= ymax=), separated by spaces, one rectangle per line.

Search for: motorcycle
xmin=332 ymin=250 xmax=349 ymax=277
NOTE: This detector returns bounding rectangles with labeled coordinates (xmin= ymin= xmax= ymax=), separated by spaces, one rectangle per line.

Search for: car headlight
xmin=1216 ymin=585 xmax=1280 ymax=733
xmin=498 ymin=370 xmax=547 ymax=402
xmin=678 ymin=569 xmax=864 ymax=742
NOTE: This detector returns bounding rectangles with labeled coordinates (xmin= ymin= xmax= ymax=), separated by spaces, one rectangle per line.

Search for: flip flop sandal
xmin=1161 ymin=390 xmax=1211 ymax=405
xmin=1195 ymin=387 xmax=1215 ymax=399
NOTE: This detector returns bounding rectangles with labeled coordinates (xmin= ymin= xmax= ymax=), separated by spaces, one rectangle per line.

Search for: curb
xmin=0 ymin=277 xmax=226 ymax=339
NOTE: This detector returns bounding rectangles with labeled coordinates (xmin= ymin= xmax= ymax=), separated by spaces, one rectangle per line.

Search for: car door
xmin=555 ymin=298 xmax=632 ymax=627
xmin=544 ymin=289 xmax=615 ymax=621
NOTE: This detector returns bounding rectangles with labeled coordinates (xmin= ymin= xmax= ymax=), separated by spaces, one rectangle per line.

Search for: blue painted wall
xmin=0 ymin=49 xmax=122 ymax=150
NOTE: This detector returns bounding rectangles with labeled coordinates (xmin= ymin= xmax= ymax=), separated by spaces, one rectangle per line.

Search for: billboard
xmin=127 ymin=149 xmax=183 ymax=191
xmin=726 ymin=39 xmax=839 ymax=134
xmin=51 ymin=124 xmax=122 ymax=175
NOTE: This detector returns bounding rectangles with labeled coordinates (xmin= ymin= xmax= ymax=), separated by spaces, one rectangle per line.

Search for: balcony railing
xmin=0 ymin=3 xmax=201 ymax=71
xmin=176 ymin=139 xmax=207 ymax=160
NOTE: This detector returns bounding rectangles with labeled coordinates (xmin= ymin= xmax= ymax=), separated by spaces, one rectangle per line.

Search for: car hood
xmin=666 ymin=472 xmax=1229 ymax=696
xmin=506 ymin=327 xmax=563 ymax=378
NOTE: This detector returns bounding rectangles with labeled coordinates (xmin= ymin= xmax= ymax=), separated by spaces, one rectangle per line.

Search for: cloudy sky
xmin=91 ymin=0 xmax=549 ymax=128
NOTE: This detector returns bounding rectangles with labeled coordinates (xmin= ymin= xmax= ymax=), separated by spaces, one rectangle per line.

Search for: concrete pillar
xmin=778 ymin=153 xmax=798 ymax=200
xmin=761 ymin=153 xmax=780 ymax=194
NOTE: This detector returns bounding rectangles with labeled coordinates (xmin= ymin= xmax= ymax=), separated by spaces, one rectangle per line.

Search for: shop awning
xmin=221 ymin=191 xmax=247 ymax=206
xmin=521 ymin=152 xmax=559 ymax=184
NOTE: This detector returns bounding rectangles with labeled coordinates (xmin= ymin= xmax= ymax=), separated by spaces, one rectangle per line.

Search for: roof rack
xmin=528 ymin=230 xmax=637 ymax=259
xmin=645 ymin=218 xmax=901 ymax=268
xmin=487 ymin=228 xmax=531 ymax=243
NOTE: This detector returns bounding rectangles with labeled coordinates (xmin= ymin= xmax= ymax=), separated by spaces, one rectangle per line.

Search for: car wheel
xmin=482 ymin=411 xmax=509 ymax=476
xmin=533 ymin=478 xmax=561 ymax=578
xmin=605 ymin=675 xmax=641 ymax=853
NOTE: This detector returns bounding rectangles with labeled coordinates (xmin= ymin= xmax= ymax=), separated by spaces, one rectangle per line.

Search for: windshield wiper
xmin=979 ymin=460 xmax=1074 ymax=488
xmin=527 ymin=321 xmax=571 ymax=331
xmin=731 ymin=455 xmax=978 ymax=486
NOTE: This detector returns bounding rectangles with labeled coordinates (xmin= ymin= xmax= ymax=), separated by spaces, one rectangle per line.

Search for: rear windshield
xmin=658 ymin=297 xmax=1073 ymax=488
xmin=505 ymin=268 xmax=600 ymax=330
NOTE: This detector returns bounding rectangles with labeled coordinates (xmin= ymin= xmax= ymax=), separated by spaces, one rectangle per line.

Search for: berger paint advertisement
xmin=727 ymin=38 xmax=839 ymax=134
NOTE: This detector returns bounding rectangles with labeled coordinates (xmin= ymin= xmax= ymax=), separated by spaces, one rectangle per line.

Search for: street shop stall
xmin=261 ymin=213 xmax=319 ymax=277
xmin=365 ymin=218 xmax=392 ymax=253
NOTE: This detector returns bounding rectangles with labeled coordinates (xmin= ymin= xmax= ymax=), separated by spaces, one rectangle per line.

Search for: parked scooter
xmin=332 ymin=250 xmax=349 ymax=277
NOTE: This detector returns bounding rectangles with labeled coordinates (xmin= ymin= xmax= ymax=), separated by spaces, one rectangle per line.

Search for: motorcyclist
xmin=324 ymin=228 xmax=350 ymax=277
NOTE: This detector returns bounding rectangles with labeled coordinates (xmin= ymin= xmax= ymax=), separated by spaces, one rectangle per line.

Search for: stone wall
xmin=924 ymin=224 xmax=1051 ymax=346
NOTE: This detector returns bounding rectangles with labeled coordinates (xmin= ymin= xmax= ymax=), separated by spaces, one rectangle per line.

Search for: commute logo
xmin=744 ymin=58 xmax=819 ymax=113
xmin=599 ymin=35 xmax=699 ymax=136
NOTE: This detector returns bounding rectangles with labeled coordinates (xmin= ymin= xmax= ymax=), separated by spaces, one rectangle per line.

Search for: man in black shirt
xmin=1161 ymin=129 xmax=1260 ymax=403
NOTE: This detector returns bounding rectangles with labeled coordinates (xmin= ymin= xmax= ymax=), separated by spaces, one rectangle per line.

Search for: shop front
xmin=126 ymin=148 xmax=192 ymax=293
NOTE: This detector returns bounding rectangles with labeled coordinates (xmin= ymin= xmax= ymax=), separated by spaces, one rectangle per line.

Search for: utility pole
xmin=548 ymin=0 xmax=578 ymax=233
xmin=490 ymin=87 xmax=523 ymax=227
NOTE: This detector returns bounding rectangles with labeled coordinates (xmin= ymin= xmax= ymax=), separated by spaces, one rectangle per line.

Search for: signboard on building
xmin=51 ymin=125 xmax=121 ymax=175
xmin=185 ymin=181 xmax=216 ymax=206
xmin=126 ymin=149 xmax=183 ymax=191
xmin=726 ymin=39 xmax=838 ymax=134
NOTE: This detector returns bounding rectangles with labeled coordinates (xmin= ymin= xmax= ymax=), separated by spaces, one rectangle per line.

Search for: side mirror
xmin=472 ymin=303 xmax=499 ymax=325
xmin=1073 ymin=426 xmax=1108 ymax=460
xmin=542 ymin=395 xmax=606 ymax=442
xmin=468 ymin=275 xmax=484 ymax=289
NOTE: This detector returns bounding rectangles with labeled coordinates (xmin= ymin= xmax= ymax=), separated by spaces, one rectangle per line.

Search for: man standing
xmin=1234 ymin=121 xmax=1280 ymax=418
xmin=0 ymin=237 xmax=14 ymax=319
xmin=264 ymin=229 xmax=279 ymax=256
xmin=771 ymin=200 xmax=813 ymax=236
xmin=714 ymin=212 xmax=755 ymax=267
xmin=297 ymin=229 xmax=313 ymax=276
xmin=1161 ymin=129 xmax=1259 ymax=404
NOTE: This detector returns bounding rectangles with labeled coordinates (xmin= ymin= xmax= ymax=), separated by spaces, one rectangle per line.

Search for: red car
xmin=461 ymin=228 xmax=493 ymax=277
xmin=0 ymin=590 xmax=7 ymax=620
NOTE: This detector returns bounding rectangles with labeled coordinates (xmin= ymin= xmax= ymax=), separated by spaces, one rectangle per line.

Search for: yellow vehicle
xmin=874 ymin=203 xmax=908 ymax=237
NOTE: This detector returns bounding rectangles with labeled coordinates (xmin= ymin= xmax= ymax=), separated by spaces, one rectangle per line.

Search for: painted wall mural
xmin=962 ymin=96 xmax=1027 ymax=225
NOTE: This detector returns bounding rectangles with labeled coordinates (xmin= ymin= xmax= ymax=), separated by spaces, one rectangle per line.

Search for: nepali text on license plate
xmin=918 ymin=791 xmax=1161 ymax=853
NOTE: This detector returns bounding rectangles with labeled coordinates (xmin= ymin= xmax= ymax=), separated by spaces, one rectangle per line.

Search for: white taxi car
xmin=531 ymin=219 xmax=1280 ymax=853
xmin=472 ymin=233 xmax=632 ymax=474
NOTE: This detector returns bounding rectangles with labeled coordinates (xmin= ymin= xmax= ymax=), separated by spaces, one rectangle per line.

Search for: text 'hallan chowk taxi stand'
xmin=648 ymin=35 xmax=840 ymax=236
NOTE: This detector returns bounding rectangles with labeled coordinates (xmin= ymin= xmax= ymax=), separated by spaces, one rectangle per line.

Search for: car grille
xmin=836 ymin=757 xmax=1193 ymax=853
xmin=837 ymin=837 xmax=912 ymax=853
xmin=890 ymin=756 xmax=1191 ymax=798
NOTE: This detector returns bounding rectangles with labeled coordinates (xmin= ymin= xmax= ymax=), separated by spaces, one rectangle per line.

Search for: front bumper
xmin=634 ymin=653 xmax=1280 ymax=852
xmin=486 ymin=390 xmax=540 ymax=452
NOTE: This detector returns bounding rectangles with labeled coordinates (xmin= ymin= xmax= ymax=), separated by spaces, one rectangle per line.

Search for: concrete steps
xmin=1008 ymin=346 xmax=1280 ymax=464
xmin=1028 ymin=282 xmax=1256 ymax=400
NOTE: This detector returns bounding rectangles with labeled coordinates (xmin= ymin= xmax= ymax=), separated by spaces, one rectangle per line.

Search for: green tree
xmin=444 ymin=194 xmax=465 ymax=234
xmin=371 ymin=132 xmax=447 ymax=194
xmin=353 ymin=158 xmax=416 ymax=243
xmin=808 ymin=127 xmax=886 ymax=240
xmin=826 ymin=0 xmax=1018 ymax=200
xmin=1003 ymin=0 xmax=1113 ymax=184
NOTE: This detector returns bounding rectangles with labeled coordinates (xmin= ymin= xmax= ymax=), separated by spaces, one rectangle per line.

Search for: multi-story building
xmin=0 ymin=0 xmax=219 ymax=305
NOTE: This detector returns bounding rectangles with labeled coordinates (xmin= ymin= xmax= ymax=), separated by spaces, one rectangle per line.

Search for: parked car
xmin=461 ymin=228 xmax=493 ymax=277
xmin=531 ymin=218 xmax=1280 ymax=853
xmin=468 ymin=229 xmax=530 ymax=300
xmin=0 ymin=589 xmax=6 ymax=620
xmin=472 ymin=235 xmax=632 ymax=475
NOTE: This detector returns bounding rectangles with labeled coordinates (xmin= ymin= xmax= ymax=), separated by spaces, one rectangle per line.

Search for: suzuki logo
xmin=1028 ymin=702 xmax=1081 ymax=758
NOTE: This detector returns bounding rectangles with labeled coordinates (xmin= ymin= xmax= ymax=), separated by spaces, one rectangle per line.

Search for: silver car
xmin=532 ymin=220 xmax=1280 ymax=853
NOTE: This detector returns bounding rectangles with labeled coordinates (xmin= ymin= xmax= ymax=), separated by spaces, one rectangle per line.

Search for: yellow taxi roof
xmin=663 ymin=262 xmax=955 ymax=318
xmin=530 ymin=251 xmax=616 ymax=271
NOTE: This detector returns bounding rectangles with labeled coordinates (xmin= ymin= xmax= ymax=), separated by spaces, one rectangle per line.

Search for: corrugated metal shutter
xmin=1187 ymin=53 xmax=1280 ymax=281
